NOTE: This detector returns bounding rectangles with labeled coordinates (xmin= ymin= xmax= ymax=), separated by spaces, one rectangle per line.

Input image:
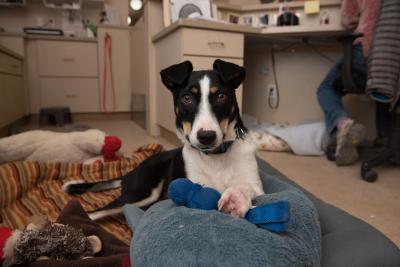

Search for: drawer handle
xmin=63 ymin=58 xmax=75 ymax=62
xmin=208 ymin=41 xmax=225 ymax=47
xmin=65 ymin=94 xmax=77 ymax=99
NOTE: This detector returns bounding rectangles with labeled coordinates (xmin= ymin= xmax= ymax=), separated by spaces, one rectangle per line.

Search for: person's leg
xmin=335 ymin=44 xmax=368 ymax=165
xmin=317 ymin=44 xmax=367 ymax=165
xmin=317 ymin=59 xmax=348 ymax=135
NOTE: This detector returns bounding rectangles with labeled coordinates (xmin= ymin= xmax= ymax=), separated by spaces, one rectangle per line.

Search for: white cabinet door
xmin=37 ymin=40 xmax=98 ymax=77
xmin=40 ymin=78 xmax=100 ymax=113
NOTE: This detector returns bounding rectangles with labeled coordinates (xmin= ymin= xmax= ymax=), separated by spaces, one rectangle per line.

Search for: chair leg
xmin=361 ymin=149 xmax=394 ymax=182
xmin=39 ymin=111 xmax=46 ymax=127
xmin=55 ymin=113 xmax=64 ymax=127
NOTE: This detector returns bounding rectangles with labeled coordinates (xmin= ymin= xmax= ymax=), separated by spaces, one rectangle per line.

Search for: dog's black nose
xmin=197 ymin=130 xmax=217 ymax=146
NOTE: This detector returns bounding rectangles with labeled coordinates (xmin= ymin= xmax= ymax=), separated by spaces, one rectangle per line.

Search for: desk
xmin=132 ymin=0 xmax=364 ymax=136
xmin=149 ymin=18 xmax=348 ymax=134
xmin=153 ymin=19 xmax=347 ymax=42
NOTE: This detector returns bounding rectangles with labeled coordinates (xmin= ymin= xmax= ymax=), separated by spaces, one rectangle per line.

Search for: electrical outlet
xmin=47 ymin=17 xmax=55 ymax=27
xmin=268 ymin=84 xmax=277 ymax=99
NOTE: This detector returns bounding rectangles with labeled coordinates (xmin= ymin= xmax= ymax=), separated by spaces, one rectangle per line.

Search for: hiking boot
xmin=335 ymin=119 xmax=366 ymax=166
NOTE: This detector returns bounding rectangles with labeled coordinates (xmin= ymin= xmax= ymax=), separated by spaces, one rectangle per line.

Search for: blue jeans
xmin=317 ymin=44 xmax=367 ymax=135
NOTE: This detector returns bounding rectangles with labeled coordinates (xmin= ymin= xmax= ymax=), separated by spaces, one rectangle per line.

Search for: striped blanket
xmin=366 ymin=0 xmax=400 ymax=109
xmin=0 ymin=144 xmax=163 ymax=245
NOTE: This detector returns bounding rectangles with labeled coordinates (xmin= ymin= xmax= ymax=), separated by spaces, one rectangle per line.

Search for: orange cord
xmin=102 ymin=33 xmax=116 ymax=113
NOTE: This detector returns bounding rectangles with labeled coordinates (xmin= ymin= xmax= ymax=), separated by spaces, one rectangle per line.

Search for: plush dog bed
xmin=256 ymin=159 xmax=400 ymax=267
xmin=123 ymin=157 xmax=400 ymax=267
xmin=1 ymin=143 xmax=399 ymax=266
xmin=124 ymin=169 xmax=321 ymax=267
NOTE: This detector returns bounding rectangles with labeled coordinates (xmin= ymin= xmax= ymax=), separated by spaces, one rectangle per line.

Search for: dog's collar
xmin=192 ymin=140 xmax=234 ymax=155
xmin=189 ymin=127 xmax=246 ymax=155
xmin=205 ymin=141 xmax=234 ymax=155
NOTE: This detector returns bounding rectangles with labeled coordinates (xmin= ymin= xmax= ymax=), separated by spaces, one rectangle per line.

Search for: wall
xmin=0 ymin=0 xmax=129 ymax=33
xmin=242 ymin=43 xmax=376 ymax=139
xmin=104 ymin=0 xmax=130 ymax=26
xmin=0 ymin=2 xmax=101 ymax=33
xmin=131 ymin=15 xmax=147 ymax=96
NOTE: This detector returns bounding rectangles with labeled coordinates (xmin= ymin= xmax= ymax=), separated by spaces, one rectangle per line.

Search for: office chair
xmin=330 ymin=33 xmax=400 ymax=182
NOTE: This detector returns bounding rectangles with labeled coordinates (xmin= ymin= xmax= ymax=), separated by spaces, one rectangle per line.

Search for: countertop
xmin=152 ymin=19 xmax=348 ymax=43
xmin=0 ymin=31 xmax=97 ymax=43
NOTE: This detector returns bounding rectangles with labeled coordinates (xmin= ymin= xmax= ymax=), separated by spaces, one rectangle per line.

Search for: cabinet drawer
xmin=0 ymin=52 xmax=23 ymax=75
xmin=40 ymin=78 xmax=100 ymax=112
xmin=181 ymin=29 xmax=244 ymax=58
xmin=37 ymin=41 xmax=98 ymax=77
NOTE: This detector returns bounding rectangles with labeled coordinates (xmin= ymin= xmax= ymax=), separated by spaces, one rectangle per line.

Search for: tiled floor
xmin=23 ymin=119 xmax=400 ymax=248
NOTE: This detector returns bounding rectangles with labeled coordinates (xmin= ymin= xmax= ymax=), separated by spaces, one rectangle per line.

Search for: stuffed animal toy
xmin=0 ymin=217 xmax=102 ymax=267
xmin=0 ymin=129 xmax=122 ymax=164
xmin=168 ymin=178 xmax=290 ymax=233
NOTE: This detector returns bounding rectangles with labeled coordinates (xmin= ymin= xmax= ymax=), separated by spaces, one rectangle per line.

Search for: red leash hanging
xmin=102 ymin=33 xmax=116 ymax=113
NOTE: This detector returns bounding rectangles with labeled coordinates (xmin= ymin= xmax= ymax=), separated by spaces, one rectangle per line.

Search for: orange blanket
xmin=0 ymin=144 xmax=163 ymax=245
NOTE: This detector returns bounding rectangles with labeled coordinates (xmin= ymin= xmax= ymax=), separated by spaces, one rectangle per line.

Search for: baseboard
xmin=159 ymin=126 xmax=182 ymax=147
xmin=29 ymin=112 xmax=132 ymax=124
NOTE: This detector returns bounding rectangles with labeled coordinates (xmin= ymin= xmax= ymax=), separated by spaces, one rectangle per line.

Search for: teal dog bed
xmin=123 ymin=161 xmax=321 ymax=267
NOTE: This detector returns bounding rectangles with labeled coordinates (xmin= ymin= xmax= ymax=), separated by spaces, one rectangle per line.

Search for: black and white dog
xmin=63 ymin=59 xmax=264 ymax=220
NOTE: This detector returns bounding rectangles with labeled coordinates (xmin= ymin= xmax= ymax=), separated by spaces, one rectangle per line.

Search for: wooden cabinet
xmin=97 ymin=28 xmax=131 ymax=112
xmin=0 ymin=49 xmax=25 ymax=128
xmin=40 ymin=78 xmax=100 ymax=113
xmin=27 ymin=39 xmax=101 ymax=113
xmin=154 ymin=28 xmax=244 ymax=133
xmin=37 ymin=41 xmax=98 ymax=77
xmin=0 ymin=51 xmax=23 ymax=75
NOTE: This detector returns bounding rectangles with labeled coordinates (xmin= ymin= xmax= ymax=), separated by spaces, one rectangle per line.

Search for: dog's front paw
xmin=218 ymin=188 xmax=251 ymax=218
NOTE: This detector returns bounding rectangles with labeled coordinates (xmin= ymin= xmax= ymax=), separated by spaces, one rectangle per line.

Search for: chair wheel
xmin=361 ymin=163 xmax=378 ymax=182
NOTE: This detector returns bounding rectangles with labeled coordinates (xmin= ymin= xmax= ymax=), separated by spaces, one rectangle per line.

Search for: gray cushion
xmin=256 ymin=158 xmax=400 ymax=267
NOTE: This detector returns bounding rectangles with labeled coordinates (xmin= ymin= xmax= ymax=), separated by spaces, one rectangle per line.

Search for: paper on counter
xmin=304 ymin=0 xmax=320 ymax=14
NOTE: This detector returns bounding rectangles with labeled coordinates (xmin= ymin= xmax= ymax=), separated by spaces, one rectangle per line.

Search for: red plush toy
xmin=0 ymin=227 xmax=13 ymax=264
xmin=102 ymin=135 xmax=122 ymax=162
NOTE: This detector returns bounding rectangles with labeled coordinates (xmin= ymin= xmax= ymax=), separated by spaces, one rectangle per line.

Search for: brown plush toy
xmin=0 ymin=217 xmax=102 ymax=267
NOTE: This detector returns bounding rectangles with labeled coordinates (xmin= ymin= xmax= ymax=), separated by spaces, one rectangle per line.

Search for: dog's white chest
xmin=182 ymin=139 xmax=261 ymax=194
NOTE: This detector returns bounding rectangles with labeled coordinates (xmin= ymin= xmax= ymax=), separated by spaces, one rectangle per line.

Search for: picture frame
xmin=227 ymin=13 xmax=240 ymax=24
xmin=163 ymin=0 xmax=212 ymax=26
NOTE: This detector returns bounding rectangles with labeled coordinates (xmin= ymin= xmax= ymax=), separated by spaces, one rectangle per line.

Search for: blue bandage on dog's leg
xmin=245 ymin=201 xmax=290 ymax=232
xmin=168 ymin=178 xmax=221 ymax=210
xmin=168 ymin=178 xmax=197 ymax=205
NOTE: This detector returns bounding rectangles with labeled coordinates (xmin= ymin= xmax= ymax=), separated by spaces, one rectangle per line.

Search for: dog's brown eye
xmin=181 ymin=94 xmax=193 ymax=105
xmin=217 ymin=93 xmax=227 ymax=103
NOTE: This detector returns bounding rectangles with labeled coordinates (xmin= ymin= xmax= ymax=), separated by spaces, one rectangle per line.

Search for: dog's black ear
xmin=160 ymin=61 xmax=193 ymax=91
xmin=213 ymin=59 xmax=245 ymax=90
